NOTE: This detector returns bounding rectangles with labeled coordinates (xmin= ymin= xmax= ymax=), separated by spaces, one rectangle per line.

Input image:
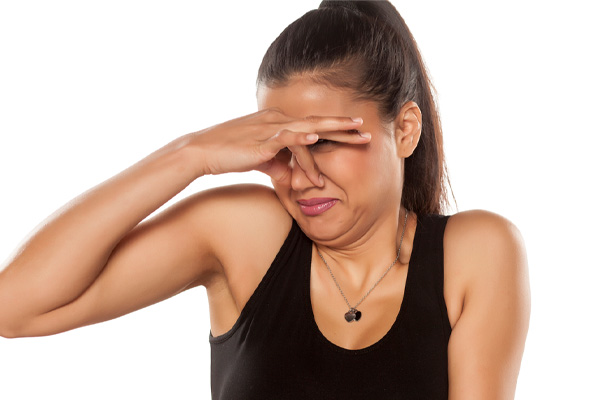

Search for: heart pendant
xmin=344 ymin=308 xmax=362 ymax=323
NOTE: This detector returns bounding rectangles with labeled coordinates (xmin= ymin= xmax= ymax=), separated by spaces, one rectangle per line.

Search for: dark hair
xmin=256 ymin=0 xmax=456 ymax=215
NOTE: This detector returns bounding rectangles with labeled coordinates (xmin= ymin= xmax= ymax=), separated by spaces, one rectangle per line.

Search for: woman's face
xmin=256 ymin=76 xmax=405 ymax=246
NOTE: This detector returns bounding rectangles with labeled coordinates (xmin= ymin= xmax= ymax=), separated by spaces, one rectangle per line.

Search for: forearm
xmin=0 ymin=135 xmax=198 ymax=331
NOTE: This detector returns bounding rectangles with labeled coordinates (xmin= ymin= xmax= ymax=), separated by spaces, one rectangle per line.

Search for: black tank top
xmin=209 ymin=213 xmax=452 ymax=399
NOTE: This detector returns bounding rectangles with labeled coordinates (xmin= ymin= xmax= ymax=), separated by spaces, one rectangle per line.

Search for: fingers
xmin=288 ymin=145 xmax=323 ymax=187
xmin=257 ymin=128 xmax=315 ymax=162
xmin=296 ymin=115 xmax=364 ymax=133
xmin=315 ymin=130 xmax=371 ymax=144
xmin=262 ymin=124 xmax=370 ymax=157
xmin=255 ymin=113 xmax=370 ymax=186
xmin=275 ymin=115 xmax=371 ymax=147
xmin=255 ymin=157 xmax=292 ymax=186
xmin=271 ymin=129 xmax=320 ymax=147
xmin=256 ymin=148 xmax=321 ymax=187
xmin=256 ymin=142 xmax=322 ymax=187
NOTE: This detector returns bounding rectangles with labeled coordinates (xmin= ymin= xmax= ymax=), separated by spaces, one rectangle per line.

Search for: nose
xmin=290 ymin=154 xmax=319 ymax=192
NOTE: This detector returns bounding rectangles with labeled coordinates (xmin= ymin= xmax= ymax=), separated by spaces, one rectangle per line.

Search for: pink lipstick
xmin=297 ymin=198 xmax=338 ymax=216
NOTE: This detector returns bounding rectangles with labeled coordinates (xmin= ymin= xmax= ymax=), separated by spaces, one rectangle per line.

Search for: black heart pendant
xmin=354 ymin=310 xmax=362 ymax=321
xmin=344 ymin=308 xmax=362 ymax=323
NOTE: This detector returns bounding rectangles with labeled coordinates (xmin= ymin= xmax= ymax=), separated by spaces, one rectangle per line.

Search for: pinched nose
xmin=290 ymin=154 xmax=321 ymax=191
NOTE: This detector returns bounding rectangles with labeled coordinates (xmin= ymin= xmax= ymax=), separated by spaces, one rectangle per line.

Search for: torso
xmin=203 ymin=186 xmax=468 ymax=350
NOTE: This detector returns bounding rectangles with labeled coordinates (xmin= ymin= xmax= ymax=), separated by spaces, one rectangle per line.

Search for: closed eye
xmin=308 ymin=129 xmax=360 ymax=150
xmin=313 ymin=138 xmax=333 ymax=145
xmin=308 ymin=138 xmax=335 ymax=150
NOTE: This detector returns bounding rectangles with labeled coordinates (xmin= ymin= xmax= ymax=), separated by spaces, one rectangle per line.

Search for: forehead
xmin=256 ymin=76 xmax=380 ymax=122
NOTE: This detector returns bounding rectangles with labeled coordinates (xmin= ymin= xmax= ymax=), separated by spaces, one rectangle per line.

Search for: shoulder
xmin=185 ymin=183 xmax=288 ymax=218
xmin=186 ymin=182 xmax=292 ymax=237
xmin=444 ymin=209 xmax=527 ymax=267
xmin=189 ymin=182 xmax=283 ymax=205
xmin=184 ymin=183 xmax=293 ymax=272
xmin=443 ymin=210 xmax=531 ymax=396
xmin=443 ymin=209 xmax=529 ymax=321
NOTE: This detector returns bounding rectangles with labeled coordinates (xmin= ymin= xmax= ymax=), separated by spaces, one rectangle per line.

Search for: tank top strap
xmin=208 ymin=218 xmax=307 ymax=344
xmin=411 ymin=213 xmax=452 ymax=338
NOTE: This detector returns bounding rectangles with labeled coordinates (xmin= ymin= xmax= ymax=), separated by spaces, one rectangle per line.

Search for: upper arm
xmin=446 ymin=210 xmax=531 ymax=400
xmin=14 ymin=183 xmax=283 ymax=337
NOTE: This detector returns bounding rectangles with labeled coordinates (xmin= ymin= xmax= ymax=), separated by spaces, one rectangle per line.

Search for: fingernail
xmin=318 ymin=174 xmax=324 ymax=186
xmin=307 ymin=133 xmax=318 ymax=141
xmin=352 ymin=117 xmax=363 ymax=123
xmin=359 ymin=132 xmax=371 ymax=139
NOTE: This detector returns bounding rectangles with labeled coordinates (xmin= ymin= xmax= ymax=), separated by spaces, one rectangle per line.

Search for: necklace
xmin=316 ymin=208 xmax=410 ymax=323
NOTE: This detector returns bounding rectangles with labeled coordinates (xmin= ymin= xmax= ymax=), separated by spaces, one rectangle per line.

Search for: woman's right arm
xmin=0 ymin=135 xmax=206 ymax=338
xmin=0 ymin=108 xmax=368 ymax=338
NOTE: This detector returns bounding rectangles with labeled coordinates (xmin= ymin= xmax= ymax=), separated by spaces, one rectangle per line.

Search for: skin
xmin=0 ymin=75 xmax=530 ymax=399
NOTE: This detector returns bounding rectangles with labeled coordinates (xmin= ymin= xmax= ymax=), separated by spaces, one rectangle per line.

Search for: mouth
xmin=297 ymin=198 xmax=339 ymax=216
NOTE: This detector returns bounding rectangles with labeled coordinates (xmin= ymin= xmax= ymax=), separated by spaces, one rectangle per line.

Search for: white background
xmin=1 ymin=1 xmax=598 ymax=398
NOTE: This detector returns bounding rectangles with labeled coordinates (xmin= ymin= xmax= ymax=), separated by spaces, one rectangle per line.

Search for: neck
xmin=313 ymin=207 xmax=414 ymax=290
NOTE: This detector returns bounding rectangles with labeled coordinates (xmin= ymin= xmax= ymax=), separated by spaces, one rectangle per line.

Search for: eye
xmin=307 ymin=129 xmax=360 ymax=151
xmin=308 ymin=138 xmax=335 ymax=150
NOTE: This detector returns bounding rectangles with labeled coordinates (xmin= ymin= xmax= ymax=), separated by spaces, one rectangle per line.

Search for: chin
xmin=292 ymin=212 xmax=351 ymax=243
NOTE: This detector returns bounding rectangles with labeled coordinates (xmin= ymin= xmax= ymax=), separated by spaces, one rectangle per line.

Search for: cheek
xmin=272 ymin=180 xmax=289 ymax=198
xmin=320 ymin=142 xmax=400 ymax=196
xmin=317 ymin=145 xmax=381 ymax=181
xmin=272 ymin=181 xmax=297 ymax=215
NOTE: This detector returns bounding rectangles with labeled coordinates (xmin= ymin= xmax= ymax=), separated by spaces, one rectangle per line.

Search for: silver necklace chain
xmin=316 ymin=208 xmax=409 ymax=322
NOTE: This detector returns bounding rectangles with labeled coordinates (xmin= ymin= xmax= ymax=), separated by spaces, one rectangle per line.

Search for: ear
xmin=394 ymin=101 xmax=422 ymax=158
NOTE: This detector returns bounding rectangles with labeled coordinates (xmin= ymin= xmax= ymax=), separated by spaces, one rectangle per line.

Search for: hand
xmin=183 ymin=108 xmax=371 ymax=186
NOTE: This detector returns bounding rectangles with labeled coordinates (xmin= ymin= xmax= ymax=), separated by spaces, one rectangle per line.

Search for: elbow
xmin=0 ymin=326 xmax=21 ymax=339
xmin=0 ymin=318 xmax=27 ymax=339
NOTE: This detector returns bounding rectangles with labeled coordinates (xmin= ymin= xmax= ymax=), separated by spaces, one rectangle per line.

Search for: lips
xmin=297 ymin=198 xmax=339 ymax=216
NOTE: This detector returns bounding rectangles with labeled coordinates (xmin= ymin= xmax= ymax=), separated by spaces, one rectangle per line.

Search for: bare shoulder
xmin=443 ymin=209 xmax=529 ymax=328
xmin=185 ymin=183 xmax=293 ymax=281
xmin=445 ymin=209 xmax=524 ymax=240
xmin=444 ymin=209 xmax=528 ymax=294
xmin=444 ymin=210 xmax=531 ymax=396
xmin=444 ymin=209 xmax=527 ymax=271
xmin=188 ymin=182 xmax=288 ymax=219
xmin=188 ymin=182 xmax=292 ymax=244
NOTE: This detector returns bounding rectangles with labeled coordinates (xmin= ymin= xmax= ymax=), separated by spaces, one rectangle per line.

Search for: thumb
xmin=255 ymin=158 xmax=292 ymax=186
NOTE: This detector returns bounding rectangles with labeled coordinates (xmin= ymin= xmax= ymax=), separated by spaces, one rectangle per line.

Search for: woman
xmin=0 ymin=1 xmax=530 ymax=398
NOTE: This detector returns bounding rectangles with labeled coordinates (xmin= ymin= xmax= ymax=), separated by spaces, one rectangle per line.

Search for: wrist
xmin=176 ymin=131 xmax=210 ymax=179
